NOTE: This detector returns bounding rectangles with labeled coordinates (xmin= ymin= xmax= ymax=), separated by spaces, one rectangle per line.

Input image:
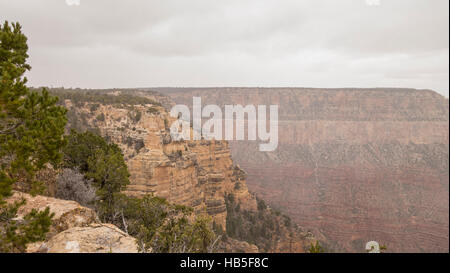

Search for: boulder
xmin=218 ymin=237 xmax=259 ymax=253
xmin=39 ymin=224 xmax=138 ymax=253
xmin=6 ymin=191 xmax=99 ymax=237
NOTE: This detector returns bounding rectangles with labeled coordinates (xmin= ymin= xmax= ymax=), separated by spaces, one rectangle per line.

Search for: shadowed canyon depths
xmin=154 ymin=87 xmax=449 ymax=253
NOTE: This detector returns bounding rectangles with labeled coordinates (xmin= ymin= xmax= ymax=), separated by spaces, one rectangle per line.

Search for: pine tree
xmin=0 ymin=199 xmax=53 ymax=253
xmin=0 ymin=21 xmax=67 ymax=194
xmin=63 ymin=130 xmax=130 ymax=222
xmin=62 ymin=130 xmax=110 ymax=172
xmin=1 ymin=21 xmax=66 ymax=252
xmin=86 ymin=146 xmax=130 ymax=221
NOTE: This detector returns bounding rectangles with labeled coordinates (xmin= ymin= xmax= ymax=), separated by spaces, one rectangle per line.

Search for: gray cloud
xmin=1 ymin=0 xmax=448 ymax=97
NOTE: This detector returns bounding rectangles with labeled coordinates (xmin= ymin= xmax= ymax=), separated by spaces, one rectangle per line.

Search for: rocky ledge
xmin=6 ymin=192 xmax=138 ymax=253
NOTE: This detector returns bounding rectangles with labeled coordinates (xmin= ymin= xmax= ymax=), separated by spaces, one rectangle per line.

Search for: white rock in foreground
xmin=6 ymin=191 xmax=99 ymax=235
xmin=40 ymin=223 xmax=138 ymax=253
xmin=6 ymin=191 xmax=138 ymax=253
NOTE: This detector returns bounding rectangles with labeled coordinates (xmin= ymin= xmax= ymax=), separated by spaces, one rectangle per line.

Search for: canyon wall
xmin=156 ymin=87 xmax=449 ymax=252
xmin=64 ymin=99 xmax=256 ymax=229
xmin=59 ymin=90 xmax=315 ymax=252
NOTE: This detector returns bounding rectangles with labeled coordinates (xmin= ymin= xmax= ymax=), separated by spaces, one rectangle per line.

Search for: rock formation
xmin=6 ymin=191 xmax=99 ymax=238
xmin=157 ymin=87 xmax=449 ymax=253
xmin=42 ymin=224 xmax=138 ymax=253
xmin=58 ymin=90 xmax=314 ymax=252
xmin=63 ymin=99 xmax=257 ymax=229
xmin=56 ymin=90 xmax=314 ymax=252
xmin=217 ymin=237 xmax=259 ymax=253
xmin=6 ymin=192 xmax=138 ymax=253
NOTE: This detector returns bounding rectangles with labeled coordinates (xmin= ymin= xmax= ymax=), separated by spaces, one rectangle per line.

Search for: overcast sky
xmin=1 ymin=0 xmax=449 ymax=97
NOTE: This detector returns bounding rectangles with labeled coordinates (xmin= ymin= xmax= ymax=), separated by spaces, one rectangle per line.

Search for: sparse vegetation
xmin=96 ymin=113 xmax=105 ymax=122
xmin=62 ymin=129 xmax=216 ymax=253
xmin=133 ymin=111 xmax=142 ymax=122
xmin=62 ymin=130 xmax=130 ymax=222
xmin=46 ymin=89 xmax=162 ymax=107
xmin=134 ymin=139 xmax=145 ymax=152
xmin=55 ymin=168 xmax=96 ymax=207
xmin=146 ymin=107 xmax=159 ymax=114
xmin=257 ymin=197 xmax=267 ymax=211
xmin=110 ymin=194 xmax=216 ymax=253
xmin=225 ymin=193 xmax=295 ymax=252
xmin=309 ymin=241 xmax=325 ymax=253
xmin=90 ymin=103 xmax=100 ymax=112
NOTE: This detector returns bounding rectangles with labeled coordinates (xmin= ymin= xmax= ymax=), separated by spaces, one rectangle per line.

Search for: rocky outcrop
xmin=40 ymin=224 xmax=138 ymax=253
xmin=6 ymin=191 xmax=99 ymax=238
xmin=217 ymin=238 xmax=259 ymax=253
xmin=58 ymin=89 xmax=314 ymax=252
xmin=62 ymin=96 xmax=257 ymax=230
xmin=6 ymin=191 xmax=138 ymax=253
xmin=159 ymin=87 xmax=449 ymax=253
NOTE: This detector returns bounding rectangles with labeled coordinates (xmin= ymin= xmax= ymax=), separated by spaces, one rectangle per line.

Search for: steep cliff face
xmin=157 ymin=87 xmax=449 ymax=253
xmin=63 ymin=99 xmax=256 ymax=229
xmin=56 ymin=90 xmax=314 ymax=252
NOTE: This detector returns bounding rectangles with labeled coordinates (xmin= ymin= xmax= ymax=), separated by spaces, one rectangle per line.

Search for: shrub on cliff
xmin=63 ymin=130 xmax=110 ymax=172
xmin=1 ymin=21 xmax=66 ymax=252
xmin=109 ymin=194 xmax=217 ymax=253
xmin=95 ymin=113 xmax=105 ymax=122
xmin=63 ymin=130 xmax=130 ymax=222
xmin=225 ymin=193 xmax=295 ymax=252
xmin=309 ymin=241 xmax=325 ymax=253
xmin=55 ymin=168 xmax=96 ymax=207
xmin=86 ymin=147 xmax=130 ymax=221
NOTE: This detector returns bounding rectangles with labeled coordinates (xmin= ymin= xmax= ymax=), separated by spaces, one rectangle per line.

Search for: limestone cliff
xmin=157 ymin=87 xmax=449 ymax=253
xmin=54 ymin=89 xmax=313 ymax=252
xmin=63 ymin=98 xmax=256 ymax=229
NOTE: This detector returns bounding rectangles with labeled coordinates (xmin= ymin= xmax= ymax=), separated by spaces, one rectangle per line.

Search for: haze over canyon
xmin=156 ymin=87 xmax=449 ymax=252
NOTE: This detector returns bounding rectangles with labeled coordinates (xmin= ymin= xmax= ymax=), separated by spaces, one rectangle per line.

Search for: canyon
xmin=54 ymin=89 xmax=316 ymax=252
xmin=154 ymin=87 xmax=449 ymax=253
